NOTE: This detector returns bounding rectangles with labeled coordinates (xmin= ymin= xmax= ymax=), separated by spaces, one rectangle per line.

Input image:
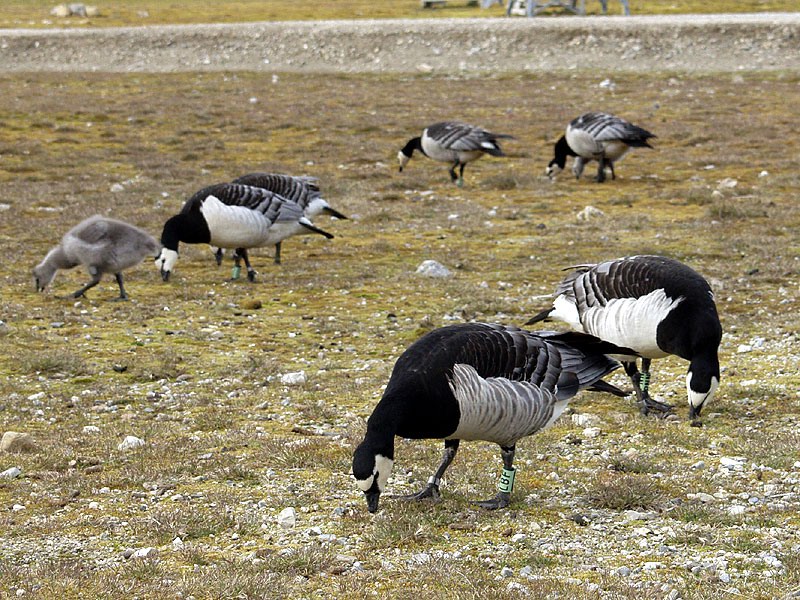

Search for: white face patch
xmin=687 ymin=373 xmax=720 ymax=410
xmin=398 ymin=151 xmax=411 ymax=170
xmin=355 ymin=453 xmax=393 ymax=492
xmin=546 ymin=164 xmax=562 ymax=179
xmin=156 ymin=248 xmax=178 ymax=274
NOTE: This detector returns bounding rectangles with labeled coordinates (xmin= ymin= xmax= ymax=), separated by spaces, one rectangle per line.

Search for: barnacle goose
xmin=155 ymin=183 xmax=333 ymax=282
xmin=398 ymin=121 xmax=513 ymax=186
xmin=546 ymin=112 xmax=655 ymax=183
xmin=526 ymin=256 xmax=722 ymax=421
xmin=226 ymin=172 xmax=347 ymax=265
xmin=33 ymin=215 xmax=160 ymax=300
xmin=352 ymin=322 xmax=627 ymax=513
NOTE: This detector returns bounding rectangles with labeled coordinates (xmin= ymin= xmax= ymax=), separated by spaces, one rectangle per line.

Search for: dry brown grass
xmin=0 ymin=70 xmax=799 ymax=598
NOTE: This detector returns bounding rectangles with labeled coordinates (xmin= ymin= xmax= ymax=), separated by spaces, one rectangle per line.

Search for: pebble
xmin=82 ymin=425 xmax=101 ymax=434
xmin=1 ymin=431 xmax=37 ymax=453
xmin=576 ymin=205 xmax=605 ymax=221
xmin=500 ymin=566 xmax=514 ymax=578
xmin=415 ymin=260 xmax=452 ymax=278
xmin=616 ymin=566 xmax=632 ymax=576
xmin=118 ymin=435 xmax=145 ymax=451
xmin=582 ymin=426 xmax=601 ymax=439
xmin=277 ymin=507 xmax=296 ymax=528
xmin=571 ymin=413 xmax=598 ymax=427
xmin=131 ymin=547 xmax=158 ymax=559
xmin=12 ymin=504 xmax=25 ymax=512
xmin=511 ymin=533 xmax=528 ymax=543
xmin=280 ymin=371 xmax=306 ymax=386
xmin=0 ymin=466 xmax=22 ymax=479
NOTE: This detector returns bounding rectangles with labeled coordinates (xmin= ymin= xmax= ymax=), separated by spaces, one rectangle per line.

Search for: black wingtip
xmin=555 ymin=371 xmax=580 ymax=401
xmin=587 ymin=379 xmax=629 ymax=398
xmin=323 ymin=206 xmax=349 ymax=220
xmin=525 ymin=308 xmax=553 ymax=326
xmin=302 ymin=222 xmax=335 ymax=239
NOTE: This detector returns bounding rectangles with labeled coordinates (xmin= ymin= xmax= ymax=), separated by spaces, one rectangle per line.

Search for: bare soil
xmin=1 ymin=13 xmax=799 ymax=74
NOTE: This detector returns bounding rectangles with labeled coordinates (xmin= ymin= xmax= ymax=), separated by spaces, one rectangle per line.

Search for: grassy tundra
xmin=0 ymin=6 xmax=799 ymax=599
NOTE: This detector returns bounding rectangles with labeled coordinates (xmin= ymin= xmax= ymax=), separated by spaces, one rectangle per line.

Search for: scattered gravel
xmin=0 ymin=14 xmax=799 ymax=74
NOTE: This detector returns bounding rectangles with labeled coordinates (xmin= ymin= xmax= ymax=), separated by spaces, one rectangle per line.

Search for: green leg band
xmin=498 ymin=466 xmax=516 ymax=494
xmin=640 ymin=371 xmax=650 ymax=394
xmin=231 ymin=265 xmax=241 ymax=280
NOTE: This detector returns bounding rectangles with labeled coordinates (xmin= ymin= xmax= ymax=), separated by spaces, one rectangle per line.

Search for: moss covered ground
xmin=0 ymin=70 xmax=799 ymax=598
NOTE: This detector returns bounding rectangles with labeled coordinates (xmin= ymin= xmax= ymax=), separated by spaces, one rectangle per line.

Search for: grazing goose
xmin=526 ymin=255 xmax=722 ymax=421
xmin=397 ymin=121 xmax=514 ymax=186
xmin=155 ymin=183 xmax=333 ymax=282
xmin=229 ymin=172 xmax=347 ymax=265
xmin=352 ymin=322 xmax=627 ymax=513
xmin=546 ymin=112 xmax=655 ymax=183
xmin=33 ymin=215 xmax=160 ymax=300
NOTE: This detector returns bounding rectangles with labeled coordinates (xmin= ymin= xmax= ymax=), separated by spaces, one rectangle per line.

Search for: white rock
xmin=758 ymin=170 xmax=769 ymax=178
xmin=1 ymin=431 xmax=37 ymax=453
xmin=88 ymin=501 xmax=101 ymax=510
xmin=571 ymin=413 xmax=598 ymax=427
xmin=582 ymin=427 xmax=601 ymax=439
xmin=689 ymin=492 xmax=716 ymax=503
xmin=131 ymin=547 xmax=158 ymax=559
xmin=51 ymin=4 xmax=71 ymax=17
xmin=500 ymin=566 xmax=514 ymax=578
xmin=717 ymin=177 xmax=738 ymax=190
xmin=12 ymin=504 xmax=25 ymax=512
xmin=643 ymin=561 xmax=664 ymax=570
xmin=737 ymin=344 xmax=753 ymax=353
xmin=719 ymin=456 xmax=746 ymax=469
xmin=728 ymin=505 xmax=746 ymax=516
xmin=117 ymin=435 xmax=145 ymax=451
xmin=0 ymin=466 xmax=22 ymax=479
xmin=110 ymin=183 xmax=125 ymax=193
xmin=279 ymin=371 xmax=306 ymax=386
xmin=718 ymin=571 xmax=731 ymax=583
xmin=277 ymin=507 xmax=296 ymax=528
xmin=416 ymin=63 xmax=434 ymax=73
xmin=82 ymin=425 xmax=101 ymax=434
xmin=415 ymin=260 xmax=452 ymax=278
xmin=172 ymin=537 xmax=184 ymax=549
xmin=576 ymin=205 xmax=605 ymax=221
xmin=511 ymin=533 xmax=528 ymax=543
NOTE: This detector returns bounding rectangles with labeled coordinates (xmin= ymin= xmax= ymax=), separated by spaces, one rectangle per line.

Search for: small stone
xmin=519 ymin=566 xmax=533 ymax=577
xmin=172 ymin=537 xmax=184 ymax=549
xmin=1 ymin=431 xmax=37 ymax=453
xmin=12 ymin=504 xmax=25 ymax=512
xmin=121 ymin=548 xmax=135 ymax=559
xmin=576 ymin=205 xmax=604 ymax=221
xmin=0 ymin=466 xmax=22 ymax=479
xmin=569 ymin=513 xmax=589 ymax=526
xmin=718 ymin=571 xmax=731 ymax=583
xmin=616 ymin=566 xmax=631 ymax=576
xmin=737 ymin=344 xmax=753 ymax=353
xmin=280 ymin=371 xmax=306 ymax=386
xmin=719 ymin=456 xmax=746 ymax=469
xmin=110 ymin=183 xmax=125 ymax=193
xmin=131 ymin=547 xmax=158 ymax=559
xmin=582 ymin=426 xmax=601 ymax=439
xmin=88 ymin=501 xmax=101 ymax=510
xmin=118 ymin=435 xmax=145 ymax=451
xmin=690 ymin=492 xmax=715 ymax=503
xmin=511 ymin=533 xmax=527 ymax=543
xmin=415 ymin=260 xmax=452 ymax=278
xmin=690 ymin=460 xmax=706 ymax=470
xmin=500 ymin=566 xmax=513 ymax=578
xmin=277 ymin=507 xmax=296 ymax=528
xmin=643 ymin=561 xmax=664 ymax=570
xmin=242 ymin=299 xmax=263 ymax=310
xmin=728 ymin=505 xmax=746 ymax=516
xmin=571 ymin=413 xmax=598 ymax=427
xmin=51 ymin=4 xmax=71 ymax=17
xmin=82 ymin=425 xmax=101 ymax=434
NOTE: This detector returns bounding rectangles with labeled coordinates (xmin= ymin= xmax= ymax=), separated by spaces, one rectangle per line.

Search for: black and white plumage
xmin=352 ymin=323 xmax=627 ymax=513
xmin=526 ymin=256 xmax=722 ymax=420
xmin=398 ymin=121 xmax=514 ymax=186
xmin=155 ymin=183 xmax=333 ymax=282
xmin=228 ymin=173 xmax=348 ymax=265
xmin=33 ymin=215 xmax=160 ymax=300
xmin=546 ymin=112 xmax=655 ymax=183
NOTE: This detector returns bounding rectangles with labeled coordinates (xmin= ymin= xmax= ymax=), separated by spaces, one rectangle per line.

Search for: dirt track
xmin=0 ymin=13 xmax=799 ymax=74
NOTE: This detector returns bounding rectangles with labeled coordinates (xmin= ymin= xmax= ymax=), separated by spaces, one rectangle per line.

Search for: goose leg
xmin=475 ymin=445 xmax=516 ymax=510
xmin=238 ymin=249 xmax=257 ymax=282
xmin=214 ymin=248 xmax=224 ymax=266
xmin=112 ymin=273 xmax=129 ymax=301
xmin=72 ymin=270 xmax=102 ymax=298
xmin=456 ymin=163 xmax=466 ymax=188
xmin=448 ymin=161 xmax=460 ymax=185
xmin=274 ymin=242 xmax=282 ymax=265
xmin=396 ymin=439 xmax=459 ymax=503
xmin=624 ymin=359 xmax=673 ymax=416
xmin=609 ymin=161 xmax=616 ymax=180
xmin=595 ymin=157 xmax=607 ymax=183
xmin=231 ymin=250 xmax=243 ymax=280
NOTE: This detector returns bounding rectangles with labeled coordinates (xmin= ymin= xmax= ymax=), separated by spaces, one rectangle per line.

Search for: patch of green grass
xmin=586 ymin=472 xmax=666 ymax=511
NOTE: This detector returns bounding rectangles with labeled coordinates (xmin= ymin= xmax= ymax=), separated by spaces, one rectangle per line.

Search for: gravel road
xmin=0 ymin=13 xmax=799 ymax=74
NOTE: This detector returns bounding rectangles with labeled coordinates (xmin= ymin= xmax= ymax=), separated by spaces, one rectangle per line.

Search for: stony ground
xmin=0 ymin=14 xmax=799 ymax=600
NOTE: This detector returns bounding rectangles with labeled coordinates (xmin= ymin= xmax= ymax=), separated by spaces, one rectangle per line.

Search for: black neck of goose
xmin=160 ymin=213 xmax=210 ymax=251
xmin=401 ymin=137 xmax=424 ymax=158
xmin=553 ymin=135 xmax=576 ymax=169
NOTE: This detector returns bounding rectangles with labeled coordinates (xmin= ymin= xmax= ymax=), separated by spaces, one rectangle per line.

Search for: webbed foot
xmin=394 ymin=484 xmax=441 ymax=503
xmin=473 ymin=491 xmax=510 ymax=510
